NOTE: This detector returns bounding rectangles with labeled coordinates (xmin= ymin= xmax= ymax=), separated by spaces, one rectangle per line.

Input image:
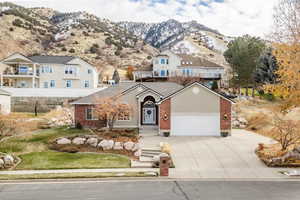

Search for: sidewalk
xmin=0 ymin=168 xmax=158 ymax=175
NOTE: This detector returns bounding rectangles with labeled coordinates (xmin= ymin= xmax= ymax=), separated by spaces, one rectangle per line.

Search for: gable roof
xmin=71 ymin=82 xmax=183 ymax=105
xmin=158 ymin=82 xmax=235 ymax=104
xmin=1 ymin=52 xmax=34 ymax=63
xmin=29 ymin=55 xmax=76 ymax=64
xmin=0 ymin=89 xmax=11 ymax=96
xmin=176 ymin=54 xmax=223 ymax=68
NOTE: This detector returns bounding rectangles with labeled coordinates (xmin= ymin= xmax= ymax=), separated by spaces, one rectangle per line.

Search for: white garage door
xmin=171 ymin=113 xmax=220 ymax=136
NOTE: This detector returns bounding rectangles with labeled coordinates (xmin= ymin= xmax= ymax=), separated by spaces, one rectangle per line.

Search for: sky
xmin=5 ymin=0 xmax=280 ymax=37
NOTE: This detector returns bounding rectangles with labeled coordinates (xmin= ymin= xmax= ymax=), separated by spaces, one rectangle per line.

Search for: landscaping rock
xmin=86 ymin=138 xmax=98 ymax=147
xmin=98 ymin=139 xmax=114 ymax=150
xmin=3 ymin=155 xmax=14 ymax=165
xmin=124 ymin=141 xmax=135 ymax=151
xmin=72 ymin=137 xmax=86 ymax=145
xmin=113 ymin=142 xmax=123 ymax=150
xmin=57 ymin=138 xmax=71 ymax=145
xmin=134 ymin=149 xmax=142 ymax=157
xmin=0 ymin=159 xmax=4 ymax=168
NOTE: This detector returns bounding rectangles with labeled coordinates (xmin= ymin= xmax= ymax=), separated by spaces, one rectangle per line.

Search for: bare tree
xmin=94 ymin=97 xmax=132 ymax=130
xmin=272 ymin=0 xmax=300 ymax=43
xmin=271 ymin=115 xmax=300 ymax=150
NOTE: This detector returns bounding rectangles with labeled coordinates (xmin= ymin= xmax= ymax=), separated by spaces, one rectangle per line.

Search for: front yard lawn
xmin=17 ymin=152 xmax=130 ymax=170
xmin=0 ymin=127 xmax=131 ymax=170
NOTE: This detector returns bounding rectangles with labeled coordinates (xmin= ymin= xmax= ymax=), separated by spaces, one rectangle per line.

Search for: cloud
xmin=5 ymin=0 xmax=280 ymax=37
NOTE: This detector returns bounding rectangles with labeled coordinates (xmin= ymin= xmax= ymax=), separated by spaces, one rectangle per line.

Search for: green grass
xmin=0 ymin=127 xmax=131 ymax=170
xmin=0 ymin=172 xmax=157 ymax=180
xmin=16 ymin=152 xmax=131 ymax=170
xmin=0 ymin=127 xmax=90 ymax=154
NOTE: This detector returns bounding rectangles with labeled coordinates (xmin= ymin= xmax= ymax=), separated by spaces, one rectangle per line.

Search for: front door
xmin=143 ymin=107 xmax=156 ymax=125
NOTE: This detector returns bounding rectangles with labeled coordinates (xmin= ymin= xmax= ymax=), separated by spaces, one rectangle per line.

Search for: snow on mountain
xmin=118 ymin=19 xmax=222 ymax=50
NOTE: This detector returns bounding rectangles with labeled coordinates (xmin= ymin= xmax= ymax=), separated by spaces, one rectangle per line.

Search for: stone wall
xmin=11 ymin=97 xmax=78 ymax=113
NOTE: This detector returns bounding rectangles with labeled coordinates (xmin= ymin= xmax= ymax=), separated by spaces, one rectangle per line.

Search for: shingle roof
xmin=29 ymin=55 xmax=75 ymax=64
xmin=0 ymin=89 xmax=11 ymax=96
xmin=71 ymin=82 xmax=183 ymax=104
xmin=176 ymin=54 xmax=223 ymax=68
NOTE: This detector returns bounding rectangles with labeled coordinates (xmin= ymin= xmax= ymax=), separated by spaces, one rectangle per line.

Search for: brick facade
xmin=74 ymin=105 xmax=106 ymax=128
xmin=159 ymin=99 xmax=171 ymax=130
xmin=220 ymin=98 xmax=232 ymax=131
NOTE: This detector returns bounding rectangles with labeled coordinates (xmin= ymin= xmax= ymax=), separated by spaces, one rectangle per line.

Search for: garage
xmin=158 ymin=82 xmax=233 ymax=137
xmin=171 ymin=114 xmax=220 ymax=136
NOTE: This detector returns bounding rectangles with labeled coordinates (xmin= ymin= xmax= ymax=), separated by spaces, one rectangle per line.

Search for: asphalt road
xmin=0 ymin=179 xmax=300 ymax=200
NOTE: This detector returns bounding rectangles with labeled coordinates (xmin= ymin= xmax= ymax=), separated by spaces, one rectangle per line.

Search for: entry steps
xmin=131 ymin=148 xmax=162 ymax=168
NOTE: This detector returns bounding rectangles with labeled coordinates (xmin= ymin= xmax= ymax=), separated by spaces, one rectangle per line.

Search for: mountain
xmin=0 ymin=2 xmax=158 ymax=80
xmin=118 ymin=19 xmax=232 ymax=51
xmin=118 ymin=19 xmax=233 ymax=74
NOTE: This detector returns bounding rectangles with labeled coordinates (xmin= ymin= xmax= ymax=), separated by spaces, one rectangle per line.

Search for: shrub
xmin=69 ymin=48 xmax=75 ymax=53
xmin=114 ymin=50 xmax=121 ymax=56
xmin=62 ymin=47 xmax=67 ymax=51
xmin=93 ymin=43 xmax=99 ymax=48
xmin=90 ymin=46 xmax=98 ymax=54
xmin=211 ymin=80 xmax=219 ymax=91
xmin=73 ymin=41 xmax=79 ymax=45
xmin=9 ymin=27 xmax=14 ymax=32
xmin=12 ymin=19 xmax=23 ymax=27
xmin=147 ymin=55 xmax=152 ymax=60
xmin=70 ymin=32 xmax=75 ymax=36
xmin=105 ymin=37 xmax=112 ymax=45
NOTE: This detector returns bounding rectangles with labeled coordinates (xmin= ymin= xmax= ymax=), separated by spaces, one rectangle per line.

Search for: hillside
xmin=0 ymin=3 xmax=158 ymax=81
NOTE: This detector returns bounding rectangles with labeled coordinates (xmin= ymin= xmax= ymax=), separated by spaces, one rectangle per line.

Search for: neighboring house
xmin=133 ymin=50 xmax=225 ymax=85
xmin=0 ymin=53 xmax=98 ymax=89
xmin=71 ymin=82 xmax=234 ymax=136
xmin=0 ymin=89 xmax=11 ymax=115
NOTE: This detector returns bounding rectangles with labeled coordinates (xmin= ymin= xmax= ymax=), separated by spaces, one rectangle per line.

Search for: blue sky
xmin=6 ymin=0 xmax=280 ymax=37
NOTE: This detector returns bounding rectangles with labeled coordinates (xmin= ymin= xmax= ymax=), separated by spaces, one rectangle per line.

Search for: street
xmin=0 ymin=179 xmax=300 ymax=200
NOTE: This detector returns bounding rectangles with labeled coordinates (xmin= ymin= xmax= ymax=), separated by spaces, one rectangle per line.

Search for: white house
xmin=133 ymin=50 xmax=225 ymax=84
xmin=0 ymin=53 xmax=98 ymax=89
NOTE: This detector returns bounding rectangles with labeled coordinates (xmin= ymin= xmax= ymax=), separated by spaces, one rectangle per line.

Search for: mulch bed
xmin=255 ymin=143 xmax=300 ymax=167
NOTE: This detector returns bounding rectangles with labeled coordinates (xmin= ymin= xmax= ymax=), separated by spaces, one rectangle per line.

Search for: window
xmin=86 ymin=108 xmax=97 ymax=120
xmin=20 ymin=81 xmax=27 ymax=88
xmin=66 ymin=80 xmax=72 ymax=88
xmin=44 ymin=82 xmax=48 ymax=88
xmin=84 ymin=80 xmax=90 ymax=88
xmin=160 ymin=70 xmax=166 ymax=77
xmin=42 ymin=66 xmax=53 ymax=73
xmin=50 ymin=80 xmax=55 ymax=88
xmin=19 ymin=66 xmax=28 ymax=74
xmin=118 ymin=111 xmax=130 ymax=121
xmin=166 ymin=59 xmax=169 ymax=64
xmin=65 ymin=66 xmax=77 ymax=75
xmin=88 ymin=69 xmax=92 ymax=74
xmin=160 ymin=59 xmax=166 ymax=64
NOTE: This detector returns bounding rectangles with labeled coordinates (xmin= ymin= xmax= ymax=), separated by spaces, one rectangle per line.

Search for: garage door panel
xmin=171 ymin=113 xmax=220 ymax=136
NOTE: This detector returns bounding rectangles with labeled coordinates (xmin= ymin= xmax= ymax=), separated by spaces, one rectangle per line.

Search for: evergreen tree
xmin=224 ymin=35 xmax=266 ymax=95
xmin=254 ymin=48 xmax=278 ymax=85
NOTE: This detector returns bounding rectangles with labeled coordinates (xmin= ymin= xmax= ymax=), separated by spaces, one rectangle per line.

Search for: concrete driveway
xmin=141 ymin=129 xmax=287 ymax=179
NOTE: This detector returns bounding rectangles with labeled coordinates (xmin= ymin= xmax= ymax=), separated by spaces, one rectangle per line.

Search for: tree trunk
xmin=252 ymin=84 xmax=256 ymax=98
xmin=107 ymin=120 xmax=114 ymax=131
xmin=34 ymin=101 xmax=38 ymax=117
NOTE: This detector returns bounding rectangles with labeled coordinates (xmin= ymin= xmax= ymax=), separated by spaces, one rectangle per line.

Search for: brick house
xmin=71 ymin=82 xmax=234 ymax=136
